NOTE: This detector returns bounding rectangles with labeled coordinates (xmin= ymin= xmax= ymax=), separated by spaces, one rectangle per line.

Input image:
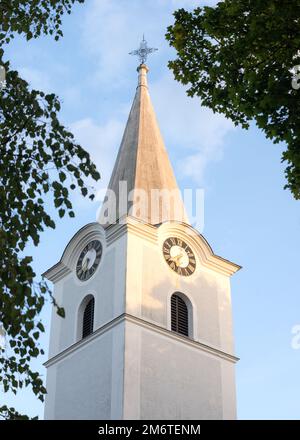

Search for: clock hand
xmin=82 ymin=257 xmax=90 ymax=272
xmin=170 ymin=254 xmax=183 ymax=267
xmin=176 ymin=254 xmax=184 ymax=267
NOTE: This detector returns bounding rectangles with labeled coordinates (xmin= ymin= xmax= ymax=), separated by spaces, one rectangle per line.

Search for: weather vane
xmin=129 ymin=35 xmax=158 ymax=65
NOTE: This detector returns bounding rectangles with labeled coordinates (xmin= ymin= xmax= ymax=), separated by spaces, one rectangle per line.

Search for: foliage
xmin=0 ymin=0 xmax=84 ymax=44
xmin=166 ymin=1 xmax=300 ymax=199
xmin=0 ymin=404 xmax=37 ymax=420
xmin=0 ymin=0 xmax=100 ymax=419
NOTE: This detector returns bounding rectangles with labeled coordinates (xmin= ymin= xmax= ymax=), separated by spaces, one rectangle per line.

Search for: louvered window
xmin=171 ymin=293 xmax=189 ymax=336
xmin=82 ymin=297 xmax=95 ymax=338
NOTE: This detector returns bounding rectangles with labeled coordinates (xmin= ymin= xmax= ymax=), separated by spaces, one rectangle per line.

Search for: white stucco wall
xmin=123 ymin=320 xmax=236 ymax=420
xmin=126 ymin=222 xmax=235 ymax=354
xmin=44 ymin=321 xmax=125 ymax=420
xmin=44 ymin=219 xmax=238 ymax=420
xmin=123 ymin=221 xmax=237 ymax=420
xmin=47 ymin=226 xmax=127 ymax=359
xmin=44 ymin=223 xmax=127 ymax=419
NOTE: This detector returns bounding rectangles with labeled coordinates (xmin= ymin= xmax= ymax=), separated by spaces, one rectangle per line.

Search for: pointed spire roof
xmin=100 ymin=64 xmax=188 ymax=226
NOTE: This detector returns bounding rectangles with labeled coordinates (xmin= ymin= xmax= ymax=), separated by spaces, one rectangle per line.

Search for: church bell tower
xmin=43 ymin=41 xmax=240 ymax=420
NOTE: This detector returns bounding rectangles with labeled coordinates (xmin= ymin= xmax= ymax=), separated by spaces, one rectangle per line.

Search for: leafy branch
xmin=0 ymin=0 xmax=97 ymax=419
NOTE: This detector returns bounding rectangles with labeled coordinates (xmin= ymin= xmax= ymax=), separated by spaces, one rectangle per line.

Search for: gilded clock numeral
xmin=170 ymin=261 xmax=176 ymax=270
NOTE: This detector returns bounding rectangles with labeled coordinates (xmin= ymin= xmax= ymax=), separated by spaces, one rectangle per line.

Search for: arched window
xmin=82 ymin=297 xmax=95 ymax=339
xmin=171 ymin=293 xmax=189 ymax=337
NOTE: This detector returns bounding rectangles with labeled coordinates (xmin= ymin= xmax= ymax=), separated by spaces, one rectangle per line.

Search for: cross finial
xmin=129 ymin=36 xmax=158 ymax=65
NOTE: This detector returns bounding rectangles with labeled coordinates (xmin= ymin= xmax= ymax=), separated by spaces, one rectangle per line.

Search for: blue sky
xmin=2 ymin=0 xmax=300 ymax=419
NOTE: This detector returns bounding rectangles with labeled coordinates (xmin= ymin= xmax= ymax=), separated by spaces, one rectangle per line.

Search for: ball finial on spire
xmin=129 ymin=35 xmax=158 ymax=65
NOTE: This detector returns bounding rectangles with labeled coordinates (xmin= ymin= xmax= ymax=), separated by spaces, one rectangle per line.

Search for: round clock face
xmin=163 ymin=237 xmax=196 ymax=276
xmin=76 ymin=240 xmax=102 ymax=281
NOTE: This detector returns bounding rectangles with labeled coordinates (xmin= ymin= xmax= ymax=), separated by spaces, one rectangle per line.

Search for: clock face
xmin=163 ymin=237 xmax=196 ymax=276
xmin=76 ymin=240 xmax=102 ymax=281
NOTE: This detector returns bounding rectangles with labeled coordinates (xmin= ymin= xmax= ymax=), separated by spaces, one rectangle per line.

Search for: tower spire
xmin=100 ymin=52 xmax=188 ymax=226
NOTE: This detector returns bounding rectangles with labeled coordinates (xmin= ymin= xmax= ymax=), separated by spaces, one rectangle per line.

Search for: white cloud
xmin=80 ymin=0 xmax=177 ymax=86
xmin=70 ymin=118 xmax=124 ymax=212
xmin=15 ymin=0 xmax=230 ymax=190
xmin=151 ymin=72 xmax=235 ymax=183
xmin=18 ymin=66 xmax=52 ymax=92
xmin=18 ymin=64 xmax=74 ymax=100
xmin=69 ymin=74 xmax=234 ymax=193
xmin=79 ymin=0 xmax=234 ymax=186
xmin=67 ymin=116 xmax=125 ymax=214
xmin=70 ymin=117 xmax=124 ymax=191
xmin=81 ymin=0 xmax=134 ymax=85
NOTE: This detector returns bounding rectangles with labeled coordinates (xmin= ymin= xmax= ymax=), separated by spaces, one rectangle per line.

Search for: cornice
xmin=42 ymin=222 xmax=105 ymax=282
xmin=43 ymin=217 xmax=241 ymax=283
xmin=42 ymin=262 xmax=72 ymax=283
xmin=157 ymin=221 xmax=241 ymax=276
xmin=44 ymin=313 xmax=239 ymax=368
xmin=44 ymin=314 xmax=125 ymax=368
xmin=105 ymin=216 xmax=158 ymax=246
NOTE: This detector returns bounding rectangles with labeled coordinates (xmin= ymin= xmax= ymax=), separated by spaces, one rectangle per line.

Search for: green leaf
xmin=57 ymin=307 xmax=65 ymax=318
xmin=0 ymin=0 xmax=101 ymax=421
xmin=165 ymin=1 xmax=300 ymax=199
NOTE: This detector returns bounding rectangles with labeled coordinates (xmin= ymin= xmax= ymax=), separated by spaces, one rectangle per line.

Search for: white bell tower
xmin=43 ymin=60 xmax=240 ymax=420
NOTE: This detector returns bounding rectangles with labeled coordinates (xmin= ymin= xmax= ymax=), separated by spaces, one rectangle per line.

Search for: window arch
xmin=171 ymin=293 xmax=190 ymax=337
xmin=77 ymin=294 xmax=95 ymax=341
xmin=82 ymin=297 xmax=95 ymax=338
